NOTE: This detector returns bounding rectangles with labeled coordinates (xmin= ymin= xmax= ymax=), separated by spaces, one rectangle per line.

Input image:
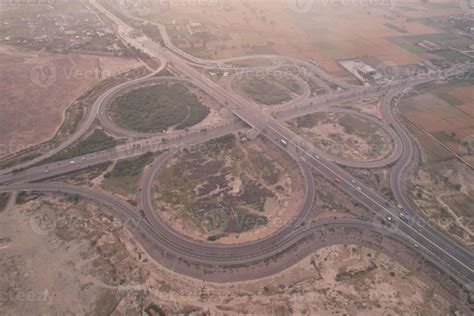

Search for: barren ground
xmin=231 ymin=72 xmax=304 ymax=106
xmin=411 ymin=160 xmax=474 ymax=251
xmin=140 ymin=0 xmax=453 ymax=77
xmin=153 ymin=134 xmax=305 ymax=244
xmin=0 ymin=192 xmax=452 ymax=315
xmin=0 ymin=45 xmax=142 ymax=157
xmin=400 ymin=87 xmax=474 ymax=163
xmin=286 ymin=112 xmax=393 ymax=161
xmin=349 ymin=97 xmax=384 ymax=119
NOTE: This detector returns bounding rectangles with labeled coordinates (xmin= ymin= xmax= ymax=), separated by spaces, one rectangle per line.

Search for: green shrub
xmin=44 ymin=129 xmax=118 ymax=163
xmin=109 ymin=83 xmax=209 ymax=133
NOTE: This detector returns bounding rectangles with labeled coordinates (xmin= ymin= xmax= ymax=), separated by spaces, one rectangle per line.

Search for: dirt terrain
xmin=0 ymin=192 xmax=150 ymax=315
xmin=138 ymin=0 xmax=450 ymax=77
xmin=0 ymin=192 xmax=453 ymax=315
xmin=231 ymin=72 xmax=303 ymax=106
xmin=153 ymin=134 xmax=305 ymax=243
xmin=411 ymin=160 xmax=474 ymax=250
xmin=348 ymin=97 xmax=384 ymax=119
xmin=400 ymin=83 xmax=474 ymax=164
xmin=286 ymin=112 xmax=393 ymax=161
xmin=0 ymin=45 xmax=142 ymax=158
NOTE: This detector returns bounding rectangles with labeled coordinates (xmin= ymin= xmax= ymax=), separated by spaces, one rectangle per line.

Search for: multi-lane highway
xmin=0 ymin=69 xmax=159 ymax=177
xmin=113 ymin=11 xmax=474 ymax=286
xmin=276 ymin=106 xmax=403 ymax=168
xmin=0 ymin=0 xmax=473 ymax=307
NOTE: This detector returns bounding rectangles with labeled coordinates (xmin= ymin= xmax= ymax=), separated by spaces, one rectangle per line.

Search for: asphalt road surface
xmin=0 ymin=0 xmax=472 ymax=302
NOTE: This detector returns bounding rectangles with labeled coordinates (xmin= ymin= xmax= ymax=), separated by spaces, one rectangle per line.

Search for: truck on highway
xmin=280 ymin=139 xmax=288 ymax=147
xmin=399 ymin=212 xmax=411 ymax=224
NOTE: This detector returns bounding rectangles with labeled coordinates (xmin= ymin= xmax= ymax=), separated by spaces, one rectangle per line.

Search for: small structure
xmin=355 ymin=63 xmax=382 ymax=81
xmin=339 ymin=59 xmax=382 ymax=85
xmin=417 ymin=40 xmax=442 ymax=51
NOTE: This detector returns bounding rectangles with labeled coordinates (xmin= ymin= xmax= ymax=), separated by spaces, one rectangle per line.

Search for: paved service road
xmin=0 ymin=0 xmax=472 ymax=301
xmin=2 ymin=182 xmax=465 ymax=286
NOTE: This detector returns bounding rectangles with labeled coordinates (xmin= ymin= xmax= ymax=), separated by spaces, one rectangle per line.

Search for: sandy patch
xmin=154 ymin=136 xmax=305 ymax=244
xmin=0 ymin=193 xmax=453 ymax=315
xmin=0 ymin=45 xmax=141 ymax=157
xmin=287 ymin=112 xmax=393 ymax=161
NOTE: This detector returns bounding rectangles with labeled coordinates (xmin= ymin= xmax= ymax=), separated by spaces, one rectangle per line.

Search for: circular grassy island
xmin=108 ymin=82 xmax=210 ymax=133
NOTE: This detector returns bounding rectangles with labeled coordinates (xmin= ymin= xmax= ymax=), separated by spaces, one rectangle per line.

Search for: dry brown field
xmin=146 ymin=0 xmax=459 ymax=77
xmin=449 ymin=86 xmax=474 ymax=117
xmin=409 ymin=125 xmax=455 ymax=161
xmin=0 ymin=45 xmax=142 ymax=157
xmin=406 ymin=107 xmax=473 ymax=134
xmin=449 ymin=86 xmax=474 ymax=104
xmin=402 ymin=88 xmax=474 ymax=160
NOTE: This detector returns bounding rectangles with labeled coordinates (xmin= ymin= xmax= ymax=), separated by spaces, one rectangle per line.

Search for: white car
xmin=357 ymin=186 xmax=362 ymax=191
xmin=315 ymin=155 xmax=320 ymax=160
xmin=351 ymin=179 xmax=355 ymax=183
xmin=70 ymin=160 xmax=75 ymax=164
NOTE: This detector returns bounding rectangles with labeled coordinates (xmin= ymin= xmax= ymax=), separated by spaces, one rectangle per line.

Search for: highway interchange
xmin=1 ymin=0 xmax=473 ymax=309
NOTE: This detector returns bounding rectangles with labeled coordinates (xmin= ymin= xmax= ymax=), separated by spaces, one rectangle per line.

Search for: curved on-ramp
xmin=0 ymin=182 xmax=463 ymax=289
xmin=223 ymin=68 xmax=312 ymax=108
xmin=137 ymin=135 xmax=316 ymax=263
xmin=277 ymin=107 xmax=403 ymax=169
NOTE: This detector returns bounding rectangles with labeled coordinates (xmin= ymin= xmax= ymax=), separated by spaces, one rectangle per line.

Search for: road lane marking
xmin=267 ymin=125 xmax=474 ymax=273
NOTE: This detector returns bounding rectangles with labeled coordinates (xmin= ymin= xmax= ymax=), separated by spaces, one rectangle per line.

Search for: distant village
xmin=0 ymin=4 xmax=130 ymax=56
